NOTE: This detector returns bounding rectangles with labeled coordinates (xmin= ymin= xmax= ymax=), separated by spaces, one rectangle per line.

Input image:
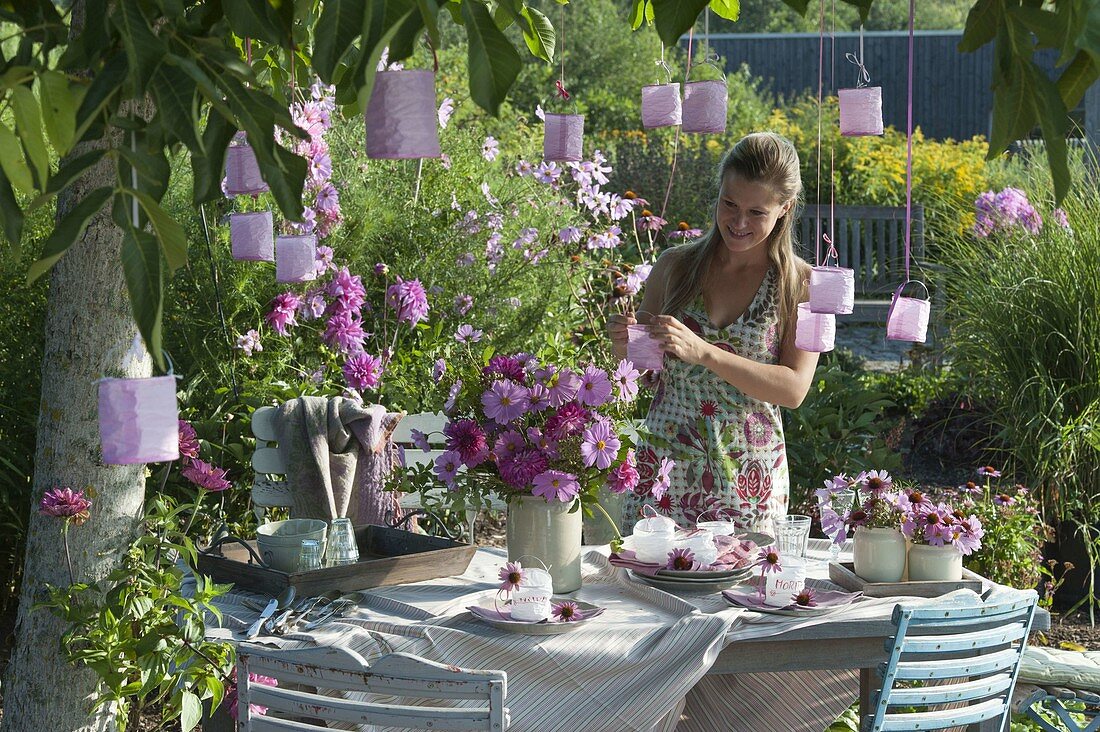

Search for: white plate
xmin=465 ymin=596 xmax=604 ymax=635
xmin=655 ymin=566 xmax=754 ymax=582
xmin=630 ymin=570 xmax=751 ymax=594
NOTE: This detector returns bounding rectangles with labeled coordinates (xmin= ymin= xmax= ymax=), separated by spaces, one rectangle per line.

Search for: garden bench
xmin=797 ymin=204 xmax=941 ymax=324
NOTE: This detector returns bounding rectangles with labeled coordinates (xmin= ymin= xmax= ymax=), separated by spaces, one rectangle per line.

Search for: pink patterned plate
xmin=722 ymin=587 xmax=861 ymax=616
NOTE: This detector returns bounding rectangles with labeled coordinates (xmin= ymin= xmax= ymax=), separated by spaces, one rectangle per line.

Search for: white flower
xmin=236 ymin=329 xmax=263 ymax=357
xmin=437 ymin=97 xmax=455 ymax=129
xmin=482 ymin=136 xmax=500 ymax=162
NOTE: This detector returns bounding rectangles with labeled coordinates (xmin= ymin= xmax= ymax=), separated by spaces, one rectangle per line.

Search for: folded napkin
xmin=610 ymin=536 xmax=758 ymax=576
xmin=467 ymin=604 xmax=605 ymax=624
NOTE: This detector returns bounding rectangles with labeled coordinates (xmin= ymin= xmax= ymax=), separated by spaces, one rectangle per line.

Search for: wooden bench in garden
xmin=797 ymin=204 xmax=939 ymax=323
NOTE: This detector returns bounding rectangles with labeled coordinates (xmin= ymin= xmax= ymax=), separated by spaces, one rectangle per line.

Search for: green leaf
xmin=629 ymin=0 xmax=654 ymax=30
xmin=1078 ymin=0 xmax=1100 ymax=68
xmin=0 ymin=168 xmax=24 ymax=248
xmin=709 ymin=0 xmax=740 ymax=22
xmin=462 ymin=0 xmax=522 ymax=116
xmin=38 ymin=70 xmax=80 ymax=155
xmin=75 ymin=52 xmax=128 ymax=144
xmin=11 ymin=85 xmax=50 ymax=189
xmin=180 ymin=690 xmax=202 ymax=732
xmin=959 ymin=0 xmax=1001 ymax=52
xmin=840 ymin=0 xmax=872 ymax=24
xmin=223 ymin=0 xmax=289 ymax=45
xmin=127 ymin=188 xmax=188 ymax=272
xmin=1011 ymin=6 xmax=1068 ymax=50
xmin=652 ymin=0 xmax=708 ymax=47
xmin=418 ymin=0 xmax=441 ymax=48
xmin=350 ymin=0 xmax=420 ymax=111
xmin=118 ymin=213 xmax=165 ymax=373
xmin=313 ymin=0 xmax=366 ymax=82
xmin=1027 ymin=63 xmax=1071 ymax=203
xmin=780 ymin=0 xmax=811 ymax=14
xmin=149 ymin=63 xmax=200 ymax=150
xmin=988 ymin=39 xmax=1035 ymax=154
xmin=1056 ymin=50 xmax=1098 ymax=109
xmin=520 ymin=7 xmax=556 ymax=64
xmin=191 ymin=112 xmax=235 ymax=204
xmin=0 ymin=124 xmax=35 ymax=195
xmin=114 ymin=0 xmax=164 ymax=94
xmin=27 ymin=186 xmax=113 ymax=284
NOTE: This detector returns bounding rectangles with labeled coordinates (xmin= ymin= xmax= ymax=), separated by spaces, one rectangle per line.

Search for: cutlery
xmin=245 ymin=586 xmax=295 ymax=638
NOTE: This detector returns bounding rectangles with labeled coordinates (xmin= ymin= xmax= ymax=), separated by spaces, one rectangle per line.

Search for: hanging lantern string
xmin=814 ymin=0 xmax=824 ymax=267
xmin=555 ymin=80 xmax=570 ymax=100
xmin=845 ymin=25 xmax=871 ymax=88
xmin=556 ymin=2 xmax=570 ymax=100
xmin=702 ymin=6 xmax=720 ymax=67
xmin=655 ymin=42 xmax=674 ymax=85
xmin=903 ymin=0 xmax=915 ymax=281
xmin=658 ymin=27 xmax=691 ymax=221
xmin=829 ymin=0 xmax=836 ymax=245
xmin=822 ymin=232 xmax=840 ymax=265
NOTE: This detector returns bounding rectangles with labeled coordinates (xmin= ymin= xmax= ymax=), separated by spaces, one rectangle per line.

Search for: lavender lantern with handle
xmin=886 ymin=280 xmax=930 ymax=343
xmin=364 ymin=70 xmax=441 ymax=159
xmin=275 ymin=234 xmax=318 ymax=283
xmin=838 ymin=87 xmax=884 ymax=136
xmin=230 ymin=211 xmax=274 ymax=262
xmin=626 ymin=324 xmax=664 ymax=371
xmin=682 ymin=80 xmax=727 ymax=134
xmin=225 ymin=133 xmax=269 ymax=195
xmin=809 ymin=266 xmax=855 ymax=314
xmin=99 ymin=375 xmax=180 ymax=465
xmin=794 ymin=303 xmax=836 ymax=353
xmin=543 ymin=113 xmax=584 ymax=162
xmin=641 ymin=83 xmax=681 ymax=128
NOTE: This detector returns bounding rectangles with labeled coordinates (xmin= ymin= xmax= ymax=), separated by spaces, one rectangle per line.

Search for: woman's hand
xmin=648 ymin=315 xmax=711 ymax=366
xmin=607 ymin=313 xmax=636 ymax=361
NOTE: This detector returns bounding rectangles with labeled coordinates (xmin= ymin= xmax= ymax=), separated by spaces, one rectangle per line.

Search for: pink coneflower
xmin=532 ymin=470 xmax=580 ymax=503
xmin=178 ymin=420 xmax=200 ymax=462
xmin=580 ymin=421 xmax=621 ymax=470
xmin=668 ymin=221 xmax=703 ymax=239
xmin=482 ymin=380 xmax=530 ymax=424
xmin=958 ymin=480 xmax=981 ymax=495
xmin=39 ymin=487 xmax=92 ymax=524
xmin=499 ymin=561 xmax=525 ymax=592
xmin=385 ymin=277 xmax=430 ymax=325
xmin=756 ymin=545 xmax=782 ymax=574
xmin=636 ymin=209 xmax=667 ymax=232
xmin=546 ymin=368 xmax=582 ymax=406
xmin=898 ymin=489 xmax=932 ymax=514
xmin=499 ymin=449 xmax=549 ymax=489
xmin=544 ymin=402 xmax=590 ymax=441
xmin=666 ymin=547 xmax=698 ymax=571
xmin=793 ymin=587 xmax=818 ymax=607
xmin=976 ymin=466 xmax=1002 ymax=478
xmin=861 ymin=470 xmax=893 ymax=494
xmin=342 ymin=352 xmax=383 ymax=390
xmin=445 ymin=419 xmax=490 ymax=466
xmin=612 ymin=360 xmax=640 ymax=402
xmin=551 ymin=600 xmax=582 ymax=622
xmin=607 ymin=450 xmax=640 ymax=494
xmin=433 ymin=450 xmax=462 ymax=486
xmin=182 ymin=459 xmax=231 ymax=492
xmin=993 ymin=493 xmax=1016 ymax=506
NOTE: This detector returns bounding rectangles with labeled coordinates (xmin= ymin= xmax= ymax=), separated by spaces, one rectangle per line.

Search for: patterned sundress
xmin=625 ymin=267 xmax=789 ymax=533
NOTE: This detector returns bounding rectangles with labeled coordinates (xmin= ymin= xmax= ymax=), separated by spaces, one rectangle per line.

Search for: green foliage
xmin=39 ymin=493 xmax=235 ymax=732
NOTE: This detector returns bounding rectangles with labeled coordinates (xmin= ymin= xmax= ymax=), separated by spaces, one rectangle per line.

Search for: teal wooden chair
xmin=865 ymin=591 xmax=1039 ymax=731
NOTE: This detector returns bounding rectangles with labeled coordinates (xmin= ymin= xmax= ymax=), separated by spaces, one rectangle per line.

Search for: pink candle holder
xmin=364 ymin=70 xmax=441 ymax=159
xmin=225 ymin=133 xmax=269 ymax=195
xmin=543 ymin=113 xmax=584 ymax=162
xmin=641 ymin=83 xmax=682 ymax=128
xmin=275 ymin=234 xmax=318 ymax=283
xmin=230 ymin=211 xmax=274 ymax=262
xmin=886 ymin=280 xmax=930 ymax=343
xmin=627 ymin=324 xmax=664 ymax=371
xmin=838 ymin=87 xmax=884 ymax=137
xmin=809 ymin=266 xmax=855 ymax=314
xmin=795 ymin=303 xmax=836 ymax=353
xmin=682 ymin=80 xmax=727 ymax=134
xmin=99 ymin=375 xmax=180 ymax=464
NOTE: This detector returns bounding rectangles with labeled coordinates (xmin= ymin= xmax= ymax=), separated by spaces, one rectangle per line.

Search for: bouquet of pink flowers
xmin=897 ymin=487 xmax=984 ymax=555
xmin=816 ymin=470 xmax=902 ymax=543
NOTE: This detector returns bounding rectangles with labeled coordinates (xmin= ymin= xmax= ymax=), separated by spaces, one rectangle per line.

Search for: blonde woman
xmin=609 ymin=132 xmax=818 ymax=533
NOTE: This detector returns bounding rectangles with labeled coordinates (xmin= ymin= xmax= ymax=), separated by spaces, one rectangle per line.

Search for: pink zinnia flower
xmin=39 ymin=487 xmax=92 ymax=524
xmin=386 ymin=277 xmax=430 ymax=325
xmin=323 ymin=311 xmax=366 ymax=353
xmin=551 ymin=600 xmax=582 ymax=622
xmin=544 ymin=402 xmax=590 ymax=441
xmin=499 ymin=449 xmax=549 ymax=489
xmin=182 ymin=459 xmax=231 ymax=492
xmin=434 ymin=450 xmax=462 ymax=486
xmin=607 ymin=450 xmax=640 ymax=494
xmin=342 ymin=352 xmax=383 ymax=390
xmin=612 ymin=360 xmax=640 ymax=402
xmin=580 ymin=421 xmax=621 ymax=470
xmin=481 ymin=380 xmax=529 ymax=424
xmin=444 ymin=419 xmax=490 ymax=466
xmin=499 ymin=561 xmax=525 ymax=591
xmin=532 ymin=470 xmax=580 ymax=503
xmin=178 ymin=420 xmax=200 ymax=462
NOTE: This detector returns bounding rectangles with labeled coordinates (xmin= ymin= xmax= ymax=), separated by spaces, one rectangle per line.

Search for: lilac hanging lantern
xmin=886 ymin=281 xmax=930 ymax=343
xmin=364 ymin=70 xmax=441 ymax=159
xmin=838 ymin=87 xmax=884 ymax=137
xmin=641 ymin=83 xmax=682 ymax=129
xmin=225 ymin=133 xmax=269 ymax=195
xmin=230 ymin=211 xmax=274 ymax=262
xmin=794 ymin=303 xmax=835 ymax=353
xmin=809 ymin=266 xmax=855 ymax=314
xmin=543 ymin=113 xmax=584 ymax=162
xmin=99 ymin=375 xmax=180 ymax=464
xmin=682 ymin=80 xmax=727 ymax=134
xmin=627 ymin=324 xmax=664 ymax=371
xmin=275 ymin=234 xmax=317 ymax=283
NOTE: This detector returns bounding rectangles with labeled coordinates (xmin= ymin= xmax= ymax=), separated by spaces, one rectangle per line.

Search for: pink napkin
xmin=609 ymin=537 xmax=758 ymax=576
xmin=627 ymin=325 xmax=664 ymax=371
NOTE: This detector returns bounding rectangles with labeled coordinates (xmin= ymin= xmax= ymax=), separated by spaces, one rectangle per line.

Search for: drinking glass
xmin=774 ymin=514 xmax=812 ymax=559
xmin=825 ymin=489 xmax=855 ymax=562
xmin=298 ymin=539 xmax=323 ymax=571
xmin=325 ymin=518 xmax=359 ymax=566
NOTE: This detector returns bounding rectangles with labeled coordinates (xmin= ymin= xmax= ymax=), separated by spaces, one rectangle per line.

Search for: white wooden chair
xmin=864 ymin=591 xmax=1038 ymax=731
xmin=237 ymin=643 xmax=509 ymax=731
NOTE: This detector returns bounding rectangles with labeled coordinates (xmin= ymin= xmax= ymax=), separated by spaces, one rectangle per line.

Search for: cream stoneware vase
xmin=907 ymin=543 xmax=963 ymax=581
xmin=852 ymin=527 xmax=907 ymax=583
xmin=582 ymin=487 xmax=624 ymax=546
xmin=506 ymin=495 xmax=582 ymax=593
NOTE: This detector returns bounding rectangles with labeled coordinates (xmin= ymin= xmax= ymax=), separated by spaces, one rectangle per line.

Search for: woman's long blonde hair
xmin=661 ymin=132 xmax=808 ymax=341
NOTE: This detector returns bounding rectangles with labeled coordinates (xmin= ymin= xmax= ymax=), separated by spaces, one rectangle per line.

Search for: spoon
xmin=246 ymin=586 xmax=295 ymax=638
xmin=261 ymin=586 xmax=298 ymax=634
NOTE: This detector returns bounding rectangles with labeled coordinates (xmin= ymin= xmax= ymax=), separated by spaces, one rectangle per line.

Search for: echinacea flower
xmin=861 ymin=470 xmax=893 ymax=494
xmin=499 ymin=561 xmax=525 ymax=592
xmin=993 ymin=493 xmax=1016 ymax=506
xmin=182 ymin=459 xmax=232 ymax=492
xmin=793 ymin=587 xmax=818 ymax=607
xmin=178 ymin=420 xmax=200 ymax=462
xmin=39 ymin=487 xmax=92 ymax=525
xmin=976 ymin=466 xmax=1002 ymax=478
xmin=755 ymin=545 xmax=782 ymax=574
xmin=666 ymin=547 xmax=698 ymax=571
xmin=668 ymin=221 xmax=703 ymax=239
xmin=532 ymin=470 xmax=580 ymax=503
xmin=579 ymin=421 xmax=621 ymax=470
xmin=481 ymin=379 xmax=530 ymax=423
xmin=551 ymin=600 xmax=582 ymax=622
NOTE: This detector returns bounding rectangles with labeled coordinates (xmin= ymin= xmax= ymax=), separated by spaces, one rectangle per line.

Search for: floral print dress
xmin=625 ymin=268 xmax=789 ymax=533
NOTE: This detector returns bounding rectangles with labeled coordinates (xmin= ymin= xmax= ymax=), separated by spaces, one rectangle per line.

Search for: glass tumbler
xmin=298 ymin=539 xmax=323 ymax=571
xmin=325 ymin=517 xmax=360 ymax=566
xmin=826 ymin=489 xmax=856 ymax=562
xmin=774 ymin=514 xmax=812 ymax=559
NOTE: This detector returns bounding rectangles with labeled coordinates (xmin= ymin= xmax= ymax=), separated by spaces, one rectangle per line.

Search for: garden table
xmin=202 ymin=538 xmax=1048 ymax=731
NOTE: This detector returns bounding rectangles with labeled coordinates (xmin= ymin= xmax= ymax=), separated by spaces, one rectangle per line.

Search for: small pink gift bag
xmin=275 ymin=234 xmax=318 ymax=283
xmin=682 ymin=80 xmax=727 ymax=134
xmin=627 ymin=324 xmax=664 ymax=371
xmin=543 ymin=113 xmax=584 ymax=162
xmin=886 ymin=280 xmax=930 ymax=343
xmin=838 ymin=87 xmax=884 ymax=137
xmin=641 ymin=83 xmax=682 ymax=128
xmin=225 ymin=133 xmax=269 ymax=195
xmin=365 ymin=70 xmax=441 ymax=159
xmin=99 ymin=375 xmax=180 ymax=464
xmin=809 ymin=265 xmax=855 ymax=314
xmin=230 ymin=211 xmax=274 ymax=262
xmin=795 ymin=303 xmax=836 ymax=353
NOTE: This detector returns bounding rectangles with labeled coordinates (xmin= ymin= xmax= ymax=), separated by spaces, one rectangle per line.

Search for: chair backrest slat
xmin=887 ymin=646 xmax=1020 ymax=681
xmin=895 ymin=622 xmax=1028 ymax=654
xmin=876 ymin=697 xmax=1008 ymax=732
xmin=250 ymin=685 xmax=493 ymax=730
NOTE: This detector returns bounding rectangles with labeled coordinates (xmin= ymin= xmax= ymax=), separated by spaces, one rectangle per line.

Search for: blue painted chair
xmin=1021 ymin=686 xmax=1100 ymax=732
xmin=865 ymin=591 xmax=1039 ymax=731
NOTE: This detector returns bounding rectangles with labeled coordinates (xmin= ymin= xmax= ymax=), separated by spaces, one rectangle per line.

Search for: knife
xmin=245 ymin=597 xmax=279 ymax=638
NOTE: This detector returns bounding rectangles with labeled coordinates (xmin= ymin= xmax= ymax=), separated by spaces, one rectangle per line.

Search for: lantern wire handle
xmin=702 ymin=6 xmax=721 ymax=72
xmin=655 ymin=43 xmax=674 ymax=85
xmin=814 ymin=0 xmax=824 ymax=267
xmin=845 ymin=26 xmax=871 ymax=88
xmin=903 ymin=0 xmax=915 ymax=283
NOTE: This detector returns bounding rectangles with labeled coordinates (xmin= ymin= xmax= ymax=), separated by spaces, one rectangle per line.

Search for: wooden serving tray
xmin=829 ymin=561 xmax=983 ymax=598
xmin=197 ymin=524 xmax=476 ymax=596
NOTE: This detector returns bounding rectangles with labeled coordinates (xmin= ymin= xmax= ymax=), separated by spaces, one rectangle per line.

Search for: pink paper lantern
xmin=809 ymin=266 xmax=855 ymax=314
xmin=641 ymin=83 xmax=682 ymax=128
xmin=794 ymin=303 xmax=836 ymax=353
xmin=838 ymin=87 xmax=884 ymax=137
xmin=682 ymin=80 xmax=727 ymax=134
xmin=99 ymin=375 xmax=180 ymax=465
xmin=225 ymin=133 xmax=269 ymax=195
xmin=543 ymin=113 xmax=584 ymax=162
xmin=364 ymin=70 xmax=441 ymax=159
xmin=627 ymin=324 xmax=664 ymax=371
xmin=275 ymin=234 xmax=318 ymax=283
xmin=230 ymin=211 xmax=274 ymax=262
xmin=886 ymin=281 xmax=930 ymax=343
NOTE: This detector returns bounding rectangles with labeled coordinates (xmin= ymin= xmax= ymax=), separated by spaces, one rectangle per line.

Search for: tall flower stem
xmin=591 ymin=498 xmax=623 ymax=551
xmin=182 ymin=488 xmax=207 ymax=537
xmin=61 ymin=522 xmax=74 ymax=586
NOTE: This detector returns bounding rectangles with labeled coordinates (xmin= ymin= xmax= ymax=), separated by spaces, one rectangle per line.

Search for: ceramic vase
xmin=581 ymin=487 xmax=624 ymax=546
xmin=852 ymin=527 xmax=906 ymax=583
xmin=506 ymin=495 xmax=582 ymax=593
xmin=907 ymin=543 xmax=963 ymax=581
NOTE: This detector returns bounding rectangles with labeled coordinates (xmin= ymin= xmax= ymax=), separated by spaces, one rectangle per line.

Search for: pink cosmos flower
xmin=819 ymin=507 xmax=848 ymax=544
xmin=481 ymin=380 xmax=530 ymax=423
xmin=547 ymin=368 xmax=582 ymax=407
xmin=607 ymin=449 xmax=640 ymax=494
xmin=178 ymin=420 xmax=200 ymax=462
xmin=182 ymin=459 xmax=231 ymax=492
xmin=342 ymin=352 xmax=383 ymax=390
xmin=482 ymin=136 xmax=500 ymax=161
xmin=432 ymin=358 xmax=447 ymax=381
xmin=455 ymin=324 xmax=483 ymax=344
xmin=499 ymin=561 xmax=525 ymax=591
xmin=437 ymin=97 xmax=455 ymax=129
xmin=454 ymin=294 xmax=474 ymax=315
xmin=385 ymin=278 xmax=430 ymax=325
xmin=532 ymin=470 xmax=580 ymax=503
xmin=526 ymin=383 xmax=552 ymax=412
xmin=652 ymin=457 xmax=675 ymax=500
xmin=236 ymin=329 xmax=262 ymax=357
xmin=551 ymin=600 xmax=581 ymax=622
xmin=611 ymin=360 xmax=640 ymax=402
xmin=526 ymin=427 xmax=559 ymax=458
xmin=444 ymin=380 xmax=463 ymax=414
xmin=265 ymin=292 xmax=300 ymax=335
xmin=580 ymin=421 xmax=621 ymax=470
xmin=410 ymin=429 xmax=432 ymax=452
xmin=445 ymin=419 xmax=490 ymax=466
xmin=492 ymin=429 xmax=525 ymax=463
xmin=434 ymin=450 xmax=462 ymax=486
xmin=39 ymin=487 xmax=92 ymax=524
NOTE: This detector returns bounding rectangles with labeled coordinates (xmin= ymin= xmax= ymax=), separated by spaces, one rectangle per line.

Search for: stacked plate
xmin=631 ymin=564 xmax=755 ymax=594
